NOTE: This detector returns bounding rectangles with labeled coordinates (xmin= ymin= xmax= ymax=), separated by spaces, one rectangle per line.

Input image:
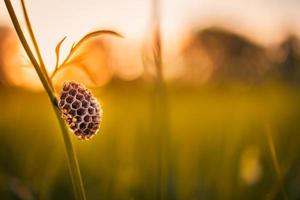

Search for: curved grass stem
xmin=59 ymin=30 xmax=122 ymax=68
xmin=4 ymin=1 xmax=87 ymax=199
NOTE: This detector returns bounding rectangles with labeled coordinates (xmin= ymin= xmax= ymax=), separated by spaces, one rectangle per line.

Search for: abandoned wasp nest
xmin=58 ymin=81 xmax=102 ymax=140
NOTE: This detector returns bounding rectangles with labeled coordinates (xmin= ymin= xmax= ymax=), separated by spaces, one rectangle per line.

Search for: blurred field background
xmin=1 ymin=0 xmax=300 ymax=199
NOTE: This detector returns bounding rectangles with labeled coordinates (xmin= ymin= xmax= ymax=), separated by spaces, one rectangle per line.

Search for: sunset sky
xmin=1 ymin=0 xmax=300 ymax=70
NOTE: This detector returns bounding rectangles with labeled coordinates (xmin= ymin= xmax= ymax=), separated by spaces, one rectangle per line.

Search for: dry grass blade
xmin=60 ymin=30 xmax=123 ymax=68
xmin=54 ymin=36 xmax=67 ymax=71
xmin=70 ymin=42 xmax=76 ymax=51
xmin=265 ymin=123 xmax=288 ymax=200
xmin=76 ymin=30 xmax=123 ymax=46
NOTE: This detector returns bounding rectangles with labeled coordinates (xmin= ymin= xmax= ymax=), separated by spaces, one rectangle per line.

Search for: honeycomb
xmin=58 ymin=81 xmax=102 ymax=140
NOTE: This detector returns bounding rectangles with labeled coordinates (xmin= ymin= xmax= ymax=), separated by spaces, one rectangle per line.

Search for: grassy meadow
xmin=0 ymin=81 xmax=299 ymax=199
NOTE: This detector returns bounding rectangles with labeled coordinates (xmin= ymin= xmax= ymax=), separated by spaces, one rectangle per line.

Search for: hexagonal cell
xmin=82 ymin=100 xmax=89 ymax=108
xmin=75 ymin=116 xmax=82 ymax=123
xmin=70 ymin=82 xmax=78 ymax=89
xmin=84 ymin=94 xmax=91 ymax=101
xmin=59 ymin=100 xmax=65 ymax=108
xmin=66 ymin=96 xmax=74 ymax=103
xmin=92 ymin=116 xmax=98 ymax=122
xmin=69 ymin=109 xmax=76 ymax=116
xmin=70 ymin=122 xmax=78 ymax=130
xmin=84 ymin=116 xmax=91 ymax=122
xmin=79 ymin=122 xmax=87 ymax=130
xmin=88 ymin=107 xmax=95 ymax=115
xmin=92 ymin=123 xmax=99 ymax=129
xmin=77 ymin=108 xmax=86 ymax=115
xmin=76 ymin=94 xmax=84 ymax=101
xmin=91 ymin=102 xmax=97 ymax=108
xmin=63 ymin=84 xmax=71 ymax=91
xmin=69 ymin=89 xmax=77 ymax=96
xmin=61 ymin=92 xmax=67 ymax=100
xmin=72 ymin=100 xmax=81 ymax=109
xmin=74 ymin=130 xmax=82 ymax=136
xmin=78 ymin=88 xmax=85 ymax=94
xmin=63 ymin=104 xmax=71 ymax=111
xmin=83 ymin=129 xmax=91 ymax=135
xmin=87 ymin=123 xmax=94 ymax=129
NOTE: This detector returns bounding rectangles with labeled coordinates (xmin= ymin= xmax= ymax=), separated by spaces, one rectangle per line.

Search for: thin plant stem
xmin=151 ymin=0 xmax=163 ymax=198
xmin=59 ymin=30 xmax=122 ymax=68
xmin=4 ymin=1 xmax=87 ymax=200
xmin=20 ymin=0 xmax=54 ymax=91
xmin=54 ymin=106 xmax=87 ymax=200
xmin=265 ymin=123 xmax=288 ymax=200
xmin=152 ymin=0 xmax=162 ymax=80
xmin=150 ymin=0 xmax=172 ymax=199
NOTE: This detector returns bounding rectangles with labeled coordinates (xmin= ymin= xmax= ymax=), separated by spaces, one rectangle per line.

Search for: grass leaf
xmin=55 ymin=36 xmax=67 ymax=70
xmin=60 ymin=30 xmax=123 ymax=68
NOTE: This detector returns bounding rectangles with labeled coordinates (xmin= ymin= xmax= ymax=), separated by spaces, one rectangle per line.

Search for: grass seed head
xmin=58 ymin=81 xmax=102 ymax=140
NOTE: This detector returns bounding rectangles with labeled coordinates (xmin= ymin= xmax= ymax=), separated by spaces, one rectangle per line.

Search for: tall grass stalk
xmin=4 ymin=1 xmax=86 ymax=199
xmin=149 ymin=0 xmax=173 ymax=199
xmin=265 ymin=123 xmax=288 ymax=200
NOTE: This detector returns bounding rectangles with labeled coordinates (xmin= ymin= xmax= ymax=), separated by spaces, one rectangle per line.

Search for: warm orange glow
xmin=1 ymin=0 xmax=299 ymax=74
xmin=1 ymin=0 xmax=300 ymax=89
xmin=1 ymin=0 xmax=150 ymax=72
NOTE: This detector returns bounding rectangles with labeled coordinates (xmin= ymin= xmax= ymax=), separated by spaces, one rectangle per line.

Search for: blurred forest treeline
xmin=1 ymin=25 xmax=300 ymax=88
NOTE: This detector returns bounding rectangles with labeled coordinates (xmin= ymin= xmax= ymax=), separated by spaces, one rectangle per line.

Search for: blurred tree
xmin=182 ymin=27 xmax=272 ymax=84
xmin=277 ymin=35 xmax=300 ymax=84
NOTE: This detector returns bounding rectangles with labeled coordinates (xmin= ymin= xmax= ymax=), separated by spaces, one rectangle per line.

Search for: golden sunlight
xmin=1 ymin=0 xmax=300 ymax=89
xmin=1 ymin=0 xmax=298 ymax=73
